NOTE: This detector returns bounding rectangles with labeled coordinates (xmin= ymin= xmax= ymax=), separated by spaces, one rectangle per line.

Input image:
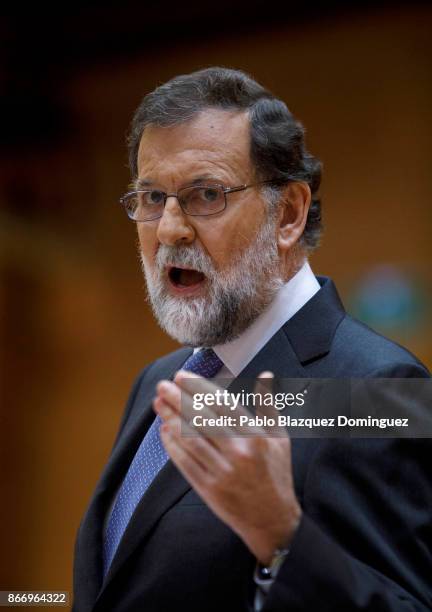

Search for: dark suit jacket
xmin=72 ymin=277 xmax=432 ymax=611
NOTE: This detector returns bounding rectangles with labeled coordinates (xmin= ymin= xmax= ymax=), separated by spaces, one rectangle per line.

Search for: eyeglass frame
xmin=119 ymin=179 xmax=289 ymax=222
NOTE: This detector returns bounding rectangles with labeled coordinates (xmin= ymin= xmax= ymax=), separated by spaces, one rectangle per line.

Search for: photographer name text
xmin=191 ymin=415 xmax=409 ymax=429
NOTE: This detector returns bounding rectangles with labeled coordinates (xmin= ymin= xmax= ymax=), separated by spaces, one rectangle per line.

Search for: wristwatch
xmin=255 ymin=547 xmax=290 ymax=582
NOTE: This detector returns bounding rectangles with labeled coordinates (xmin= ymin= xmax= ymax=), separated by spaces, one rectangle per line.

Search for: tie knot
xmin=182 ymin=348 xmax=224 ymax=378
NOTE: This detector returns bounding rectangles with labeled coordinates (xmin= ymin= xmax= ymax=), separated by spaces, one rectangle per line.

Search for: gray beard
xmin=140 ymin=214 xmax=283 ymax=347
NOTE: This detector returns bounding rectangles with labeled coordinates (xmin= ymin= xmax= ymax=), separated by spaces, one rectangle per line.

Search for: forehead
xmin=136 ymin=109 xmax=252 ymax=182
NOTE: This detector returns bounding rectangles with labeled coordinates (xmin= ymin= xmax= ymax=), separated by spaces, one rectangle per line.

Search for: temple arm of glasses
xmin=224 ymin=180 xmax=287 ymax=195
xmin=224 ymin=185 xmax=248 ymax=194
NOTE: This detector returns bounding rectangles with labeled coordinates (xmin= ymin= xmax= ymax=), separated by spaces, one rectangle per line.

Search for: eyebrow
xmin=134 ymin=175 xmax=226 ymax=190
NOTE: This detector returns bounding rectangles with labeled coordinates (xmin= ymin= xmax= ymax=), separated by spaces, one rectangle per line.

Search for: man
xmin=73 ymin=68 xmax=431 ymax=611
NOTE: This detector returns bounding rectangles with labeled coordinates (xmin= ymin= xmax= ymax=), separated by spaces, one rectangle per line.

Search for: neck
xmin=280 ymin=245 xmax=307 ymax=283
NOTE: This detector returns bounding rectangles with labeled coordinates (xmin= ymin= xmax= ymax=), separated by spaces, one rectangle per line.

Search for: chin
xmin=154 ymin=306 xmax=249 ymax=348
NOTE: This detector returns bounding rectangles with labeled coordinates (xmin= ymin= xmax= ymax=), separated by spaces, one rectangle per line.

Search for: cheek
xmin=190 ymin=222 xmax=236 ymax=268
xmin=202 ymin=205 xmax=266 ymax=266
xmin=137 ymin=225 xmax=159 ymax=263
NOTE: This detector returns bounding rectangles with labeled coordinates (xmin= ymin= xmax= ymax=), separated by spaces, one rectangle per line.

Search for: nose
xmin=156 ymin=195 xmax=195 ymax=246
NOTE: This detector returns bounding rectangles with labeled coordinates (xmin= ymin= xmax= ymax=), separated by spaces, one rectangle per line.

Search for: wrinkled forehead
xmin=137 ymin=108 xmax=252 ymax=169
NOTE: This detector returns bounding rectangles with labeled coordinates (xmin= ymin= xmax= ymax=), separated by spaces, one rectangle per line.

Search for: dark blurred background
xmin=1 ymin=1 xmax=431 ymax=604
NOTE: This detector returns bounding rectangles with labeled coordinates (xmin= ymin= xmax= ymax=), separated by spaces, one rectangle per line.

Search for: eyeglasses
xmin=119 ymin=180 xmax=283 ymax=222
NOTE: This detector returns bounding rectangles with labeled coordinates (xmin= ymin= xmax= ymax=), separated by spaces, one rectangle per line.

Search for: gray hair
xmin=128 ymin=67 xmax=323 ymax=250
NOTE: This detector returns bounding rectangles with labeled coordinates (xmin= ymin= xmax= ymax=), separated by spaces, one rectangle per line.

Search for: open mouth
xmin=167 ymin=265 xmax=206 ymax=290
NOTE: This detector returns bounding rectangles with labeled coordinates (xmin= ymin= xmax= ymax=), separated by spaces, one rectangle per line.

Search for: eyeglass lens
xmin=123 ymin=185 xmax=226 ymax=220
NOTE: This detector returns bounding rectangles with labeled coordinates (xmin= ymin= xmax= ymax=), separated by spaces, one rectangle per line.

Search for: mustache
xmin=154 ymin=244 xmax=216 ymax=277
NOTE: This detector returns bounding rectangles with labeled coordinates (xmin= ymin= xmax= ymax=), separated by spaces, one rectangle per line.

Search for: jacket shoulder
xmin=329 ymin=313 xmax=430 ymax=376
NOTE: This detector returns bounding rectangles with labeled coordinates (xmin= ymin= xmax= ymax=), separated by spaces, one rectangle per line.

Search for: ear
xmin=277 ymin=182 xmax=311 ymax=253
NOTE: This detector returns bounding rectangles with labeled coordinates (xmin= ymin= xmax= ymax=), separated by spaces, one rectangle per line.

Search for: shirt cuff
xmin=253 ymin=561 xmax=276 ymax=593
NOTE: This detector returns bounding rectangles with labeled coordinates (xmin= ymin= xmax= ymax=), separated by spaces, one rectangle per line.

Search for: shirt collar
xmin=211 ymin=261 xmax=320 ymax=377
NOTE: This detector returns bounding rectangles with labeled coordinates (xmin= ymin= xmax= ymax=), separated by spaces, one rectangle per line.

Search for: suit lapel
xmin=235 ymin=323 xmax=306 ymax=380
xmin=99 ymin=461 xmax=190 ymax=597
xmin=76 ymin=348 xmax=192 ymax=609
xmin=233 ymin=277 xmax=345 ymax=381
xmin=282 ymin=276 xmax=345 ymax=364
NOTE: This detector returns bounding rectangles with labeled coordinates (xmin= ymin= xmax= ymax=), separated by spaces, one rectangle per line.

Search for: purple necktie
xmin=103 ymin=348 xmax=223 ymax=576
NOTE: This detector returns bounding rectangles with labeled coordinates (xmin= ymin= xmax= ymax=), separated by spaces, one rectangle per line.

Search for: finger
xmin=160 ymin=414 xmax=232 ymax=478
xmin=155 ymin=392 xmax=237 ymax=466
xmin=156 ymin=379 xmax=230 ymax=435
xmin=161 ymin=425 xmax=208 ymax=486
xmin=254 ymin=371 xmax=276 ymax=418
xmin=156 ymin=380 xmax=182 ymax=413
xmin=155 ymin=397 xmax=231 ymax=473
xmin=254 ymin=371 xmax=287 ymax=437
xmin=161 ymin=374 xmax=247 ymax=442
xmin=154 ymin=397 xmax=182 ymax=438
xmin=161 ymin=426 xmax=224 ymax=513
xmin=157 ymin=377 xmax=229 ymax=425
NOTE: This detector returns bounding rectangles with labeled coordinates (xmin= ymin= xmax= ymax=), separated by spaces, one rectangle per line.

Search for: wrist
xmin=252 ymin=505 xmax=302 ymax=565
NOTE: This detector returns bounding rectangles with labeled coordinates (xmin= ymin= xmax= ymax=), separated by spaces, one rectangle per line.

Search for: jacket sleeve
xmin=263 ymin=365 xmax=432 ymax=611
